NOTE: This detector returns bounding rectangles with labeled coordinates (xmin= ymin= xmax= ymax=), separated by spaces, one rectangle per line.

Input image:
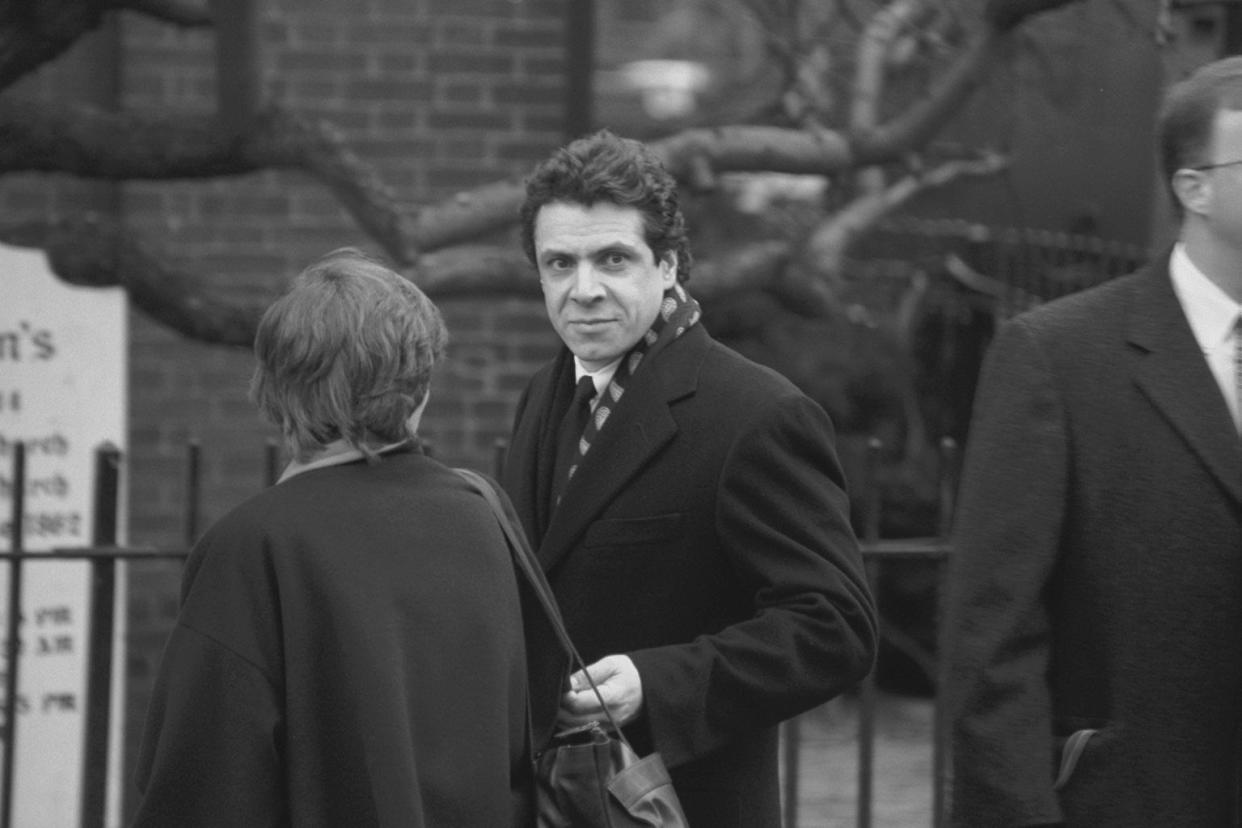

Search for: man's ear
xmin=660 ymin=252 xmax=678 ymax=284
xmin=1172 ymin=168 xmax=1211 ymax=216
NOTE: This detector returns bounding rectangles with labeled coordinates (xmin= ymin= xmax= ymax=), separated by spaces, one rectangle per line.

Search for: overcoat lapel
xmin=536 ymin=326 xmax=708 ymax=572
xmin=1127 ymin=260 xmax=1242 ymax=505
xmin=504 ymin=354 xmax=575 ymax=546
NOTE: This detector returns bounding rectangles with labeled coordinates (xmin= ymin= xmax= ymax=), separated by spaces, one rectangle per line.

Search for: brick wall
xmin=3 ymin=1 xmax=566 ymax=819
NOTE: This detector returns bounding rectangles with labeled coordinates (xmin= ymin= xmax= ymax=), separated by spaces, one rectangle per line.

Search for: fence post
xmin=856 ymin=437 xmax=883 ymax=828
xmin=1 ymin=443 xmax=26 ymax=828
xmin=932 ymin=437 xmax=958 ymax=828
xmin=184 ymin=440 xmax=201 ymax=547
xmin=80 ymin=444 xmax=121 ymax=828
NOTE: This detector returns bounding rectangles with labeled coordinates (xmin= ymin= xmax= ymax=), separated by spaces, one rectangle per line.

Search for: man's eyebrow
xmin=539 ymin=240 xmax=642 ymax=259
xmin=538 ymin=247 xmax=575 ymax=262
xmin=595 ymin=243 xmax=639 ymax=255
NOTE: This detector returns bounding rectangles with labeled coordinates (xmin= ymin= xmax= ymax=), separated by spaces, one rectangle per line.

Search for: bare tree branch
xmin=853 ymin=0 xmax=1078 ymax=161
xmin=0 ymin=97 xmax=419 ymax=263
xmin=852 ymin=0 xmax=940 ymax=193
xmin=648 ymin=0 xmax=1077 ymax=179
xmin=412 ymin=245 xmax=535 ymax=298
xmin=852 ymin=0 xmax=944 ymax=132
xmin=0 ymin=214 xmax=264 ymax=347
xmin=0 ymin=1 xmax=110 ymax=87
xmin=0 ymin=0 xmax=211 ymax=88
xmin=853 ymin=29 xmax=1004 ymax=162
xmin=655 ymin=125 xmax=857 ymax=178
xmin=986 ymin=0 xmax=1085 ymax=32
xmin=943 ymin=250 xmax=1043 ymax=313
xmin=802 ymin=152 xmax=1010 ymax=283
xmin=121 ymin=0 xmax=213 ymax=27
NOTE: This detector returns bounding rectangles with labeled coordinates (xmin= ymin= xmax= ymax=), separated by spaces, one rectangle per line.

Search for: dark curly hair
xmin=519 ymin=129 xmax=692 ymax=282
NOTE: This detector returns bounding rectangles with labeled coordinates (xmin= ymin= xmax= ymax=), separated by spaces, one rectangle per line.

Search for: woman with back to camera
xmin=131 ymin=248 xmax=531 ymax=827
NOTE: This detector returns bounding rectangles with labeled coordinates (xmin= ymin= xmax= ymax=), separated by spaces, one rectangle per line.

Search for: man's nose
xmin=569 ymin=264 xmax=605 ymax=301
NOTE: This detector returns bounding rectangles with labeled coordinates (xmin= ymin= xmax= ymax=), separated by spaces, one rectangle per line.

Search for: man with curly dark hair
xmin=504 ymin=130 xmax=877 ymax=827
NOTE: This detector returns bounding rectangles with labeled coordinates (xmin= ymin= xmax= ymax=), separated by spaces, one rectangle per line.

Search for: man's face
xmin=534 ymin=201 xmax=677 ymax=371
xmin=1202 ymin=109 xmax=1242 ymax=249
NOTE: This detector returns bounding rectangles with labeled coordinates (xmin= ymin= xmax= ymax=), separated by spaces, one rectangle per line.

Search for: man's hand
xmin=556 ymin=654 xmax=644 ymax=731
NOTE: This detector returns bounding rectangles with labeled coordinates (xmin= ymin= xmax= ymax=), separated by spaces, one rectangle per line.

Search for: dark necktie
xmin=552 ymin=376 xmax=596 ymax=507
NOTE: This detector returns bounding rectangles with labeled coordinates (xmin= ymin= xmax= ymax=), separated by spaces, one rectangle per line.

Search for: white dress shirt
xmin=574 ymin=356 xmax=621 ymax=412
xmin=1169 ymin=243 xmax=1242 ymax=431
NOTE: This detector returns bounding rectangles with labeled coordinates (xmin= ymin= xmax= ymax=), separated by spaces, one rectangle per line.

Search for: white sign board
xmin=0 ymin=244 xmax=127 ymax=827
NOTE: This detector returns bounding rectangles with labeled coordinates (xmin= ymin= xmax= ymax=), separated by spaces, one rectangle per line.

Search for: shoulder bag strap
xmin=455 ymin=468 xmax=631 ymax=743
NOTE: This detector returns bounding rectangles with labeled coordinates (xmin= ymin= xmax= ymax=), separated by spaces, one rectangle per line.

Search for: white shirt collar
xmin=574 ymin=356 xmax=622 ymax=399
xmin=1169 ymin=243 xmax=1242 ymax=352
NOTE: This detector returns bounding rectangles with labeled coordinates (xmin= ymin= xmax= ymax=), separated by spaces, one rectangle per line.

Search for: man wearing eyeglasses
xmin=946 ymin=57 xmax=1242 ymax=827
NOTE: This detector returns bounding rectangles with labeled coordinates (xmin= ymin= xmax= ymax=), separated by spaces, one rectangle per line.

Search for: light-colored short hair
xmin=250 ymin=248 xmax=447 ymax=462
xmin=1158 ymin=56 xmax=1242 ymax=215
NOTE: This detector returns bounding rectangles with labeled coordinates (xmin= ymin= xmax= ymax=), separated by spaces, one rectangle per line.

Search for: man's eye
xmin=545 ymin=257 xmax=571 ymax=271
xmin=602 ymin=253 xmax=628 ymax=267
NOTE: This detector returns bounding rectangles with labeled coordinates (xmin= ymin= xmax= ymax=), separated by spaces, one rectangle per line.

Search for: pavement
xmin=781 ymin=691 xmax=938 ymax=828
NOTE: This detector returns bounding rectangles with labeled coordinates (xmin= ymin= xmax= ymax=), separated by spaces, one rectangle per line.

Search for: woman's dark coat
xmin=132 ymin=449 xmax=530 ymax=827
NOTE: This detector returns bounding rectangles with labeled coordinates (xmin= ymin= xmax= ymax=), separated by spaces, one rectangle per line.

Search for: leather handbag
xmin=456 ymin=469 xmax=689 ymax=828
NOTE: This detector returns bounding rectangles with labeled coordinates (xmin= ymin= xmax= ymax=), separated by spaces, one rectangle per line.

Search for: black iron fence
xmin=855 ymin=218 xmax=1152 ymax=319
xmin=778 ymin=437 xmax=957 ymax=828
xmin=0 ymin=444 xmax=183 ymax=828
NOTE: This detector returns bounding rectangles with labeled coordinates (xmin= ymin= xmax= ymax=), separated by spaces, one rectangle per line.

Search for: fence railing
xmin=3 ymin=437 xmax=955 ymax=828
xmin=854 ymin=218 xmax=1152 ymax=319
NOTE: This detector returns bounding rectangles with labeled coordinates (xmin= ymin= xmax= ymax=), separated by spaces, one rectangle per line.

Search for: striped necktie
xmin=552 ymin=375 xmax=596 ymax=507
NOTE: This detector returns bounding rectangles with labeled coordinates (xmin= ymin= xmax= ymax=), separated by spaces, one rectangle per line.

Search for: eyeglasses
xmin=1189 ymin=159 xmax=1242 ymax=172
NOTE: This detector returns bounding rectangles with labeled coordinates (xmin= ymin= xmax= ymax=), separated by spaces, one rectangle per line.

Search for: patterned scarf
xmin=561 ymin=281 xmax=702 ymax=492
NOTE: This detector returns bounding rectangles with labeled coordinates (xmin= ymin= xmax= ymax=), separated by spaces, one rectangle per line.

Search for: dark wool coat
xmin=131 ymin=448 xmax=530 ymax=828
xmin=502 ymin=324 xmax=877 ymax=828
xmin=947 ymin=256 xmax=1242 ymax=827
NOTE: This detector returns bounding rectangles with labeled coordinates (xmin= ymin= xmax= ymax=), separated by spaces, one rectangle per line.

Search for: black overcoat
xmin=132 ymin=449 xmax=531 ymax=827
xmin=947 ymin=256 xmax=1242 ymax=826
xmin=503 ymin=324 xmax=877 ymax=828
